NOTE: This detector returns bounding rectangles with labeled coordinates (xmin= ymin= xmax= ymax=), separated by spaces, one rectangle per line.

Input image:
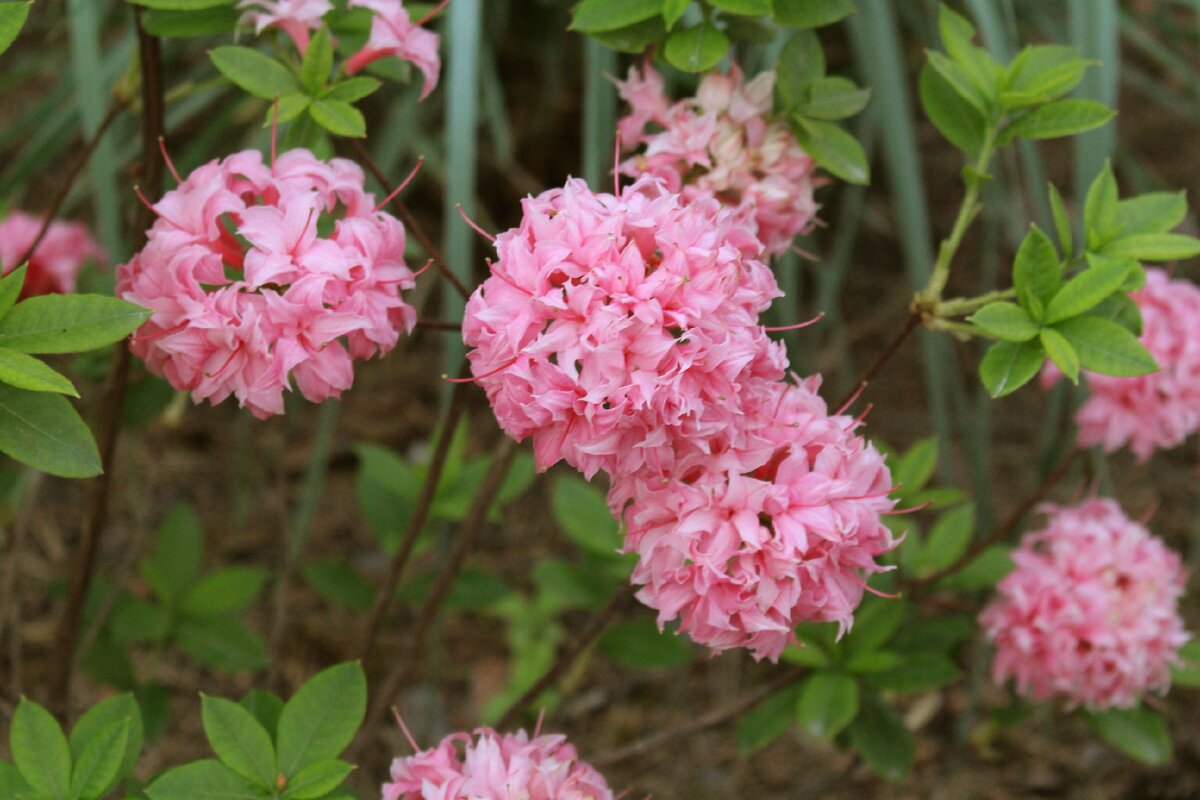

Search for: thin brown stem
xmin=494 ymin=583 xmax=637 ymax=731
xmin=910 ymin=447 xmax=1083 ymax=594
xmin=834 ymin=311 xmax=921 ymax=413
xmin=592 ymin=667 xmax=805 ymax=768
xmin=347 ymin=138 xmax=473 ymax=302
xmin=358 ymin=371 xmax=470 ymax=661
xmin=47 ymin=9 xmax=164 ymax=714
xmin=12 ymin=105 xmax=122 ymax=270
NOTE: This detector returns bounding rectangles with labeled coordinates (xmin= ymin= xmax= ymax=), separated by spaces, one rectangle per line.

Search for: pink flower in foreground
xmin=980 ymin=498 xmax=1189 ymax=709
xmin=617 ymin=63 xmax=820 ymax=256
xmin=344 ymin=0 xmax=442 ymax=100
xmin=0 ymin=211 xmax=106 ymax=298
xmin=611 ymin=378 xmax=898 ymax=662
xmin=237 ymin=0 xmax=332 ymax=54
xmin=1044 ymin=268 xmax=1200 ymax=461
xmin=117 ymin=149 xmax=416 ymax=419
xmin=462 ymin=175 xmax=786 ymax=479
xmin=383 ymin=727 xmax=613 ymax=800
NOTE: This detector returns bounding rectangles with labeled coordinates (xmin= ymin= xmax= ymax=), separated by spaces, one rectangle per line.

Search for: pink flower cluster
xmin=117 ymin=148 xmax=416 ymax=419
xmin=0 ymin=210 xmax=106 ymax=298
xmin=1045 ymin=268 xmax=1200 ymax=461
xmin=383 ymin=728 xmax=613 ymax=800
xmin=616 ymin=64 xmax=820 ymax=256
xmin=980 ymin=499 xmax=1189 ymax=709
xmin=238 ymin=0 xmax=442 ymax=99
xmin=463 ymin=175 xmax=898 ymax=660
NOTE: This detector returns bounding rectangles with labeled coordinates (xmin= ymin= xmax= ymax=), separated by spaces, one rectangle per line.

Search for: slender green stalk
xmin=1069 ymin=0 xmax=1119 ymax=192
xmin=937 ymin=288 xmax=1016 ymax=317
xmin=581 ymin=39 xmax=617 ymax=190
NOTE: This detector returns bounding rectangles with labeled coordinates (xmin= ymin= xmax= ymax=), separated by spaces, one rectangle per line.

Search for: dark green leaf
xmin=0 ymin=349 xmax=78 ymax=395
xmin=210 ymin=46 xmax=301 ymax=101
xmin=847 ymin=691 xmax=914 ymax=781
xmin=1088 ymin=292 xmax=1143 ymax=336
xmin=176 ymin=617 xmax=268 ymax=673
xmin=1043 ymin=255 xmax=1131 ymax=323
xmin=145 ymin=760 xmax=264 ymax=800
xmin=276 ymin=662 xmax=367 ymax=777
xmin=281 ymin=760 xmax=354 ymax=800
xmin=0 ymin=1 xmax=31 ymax=57
xmin=802 ymin=77 xmax=871 ymax=121
xmin=70 ymin=718 xmax=129 ymax=800
xmin=844 ymin=650 xmax=904 ymax=673
xmin=779 ymin=643 xmax=831 ymax=668
xmin=969 ymin=302 xmax=1038 ymax=342
xmin=0 ymin=295 xmax=149 ymax=353
xmin=309 ymin=100 xmax=366 ymax=137
xmin=1170 ymin=639 xmax=1200 ymax=688
xmin=128 ymin=0 xmax=232 ymax=8
xmin=301 ymin=27 xmax=333 ymax=94
xmin=845 ymin=597 xmax=906 ymax=656
xmin=1005 ymin=99 xmax=1113 ymax=142
xmin=240 ymin=691 xmax=285 ymax=742
xmin=773 ymin=0 xmax=854 ymax=29
xmin=735 ymin=684 xmax=803 ymax=755
xmin=792 ymin=117 xmax=869 ymax=184
xmin=552 ymin=476 xmax=621 ymax=555
xmin=201 ymin=696 xmax=276 ymax=789
xmin=142 ymin=503 xmax=204 ymax=601
xmin=1054 ymin=316 xmax=1157 ymax=377
xmin=662 ymin=23 xmax=729 ymax=73
xmin=0 ymin=383 xmax=100 ymax=477
xmin=1012 ymin=226 xmax=1061 ymax=311
xmin=979 ymin=339 xmax=1044 ymax=398
xmin=890 ymin=616 xmax=974 ymax=655
xmin=918 ymin=62 xmax=986 ymax=158
xmin=935 ymin=546 xmax=1013 ymax=590
xmin=1086 ymin=706 xmax=1172 ymax=765
xmin=708 ymin=0 xmax=770 ymax=14
xmin=774 ymin=30 xmax=824 ymax=110
xmin=181 ymin=567 xmax=268 ymax=618
xmin=69 ymin=694 xmax=143 ymax=786
xmin=570 ymin=0 xmax=665 ymax=32
xmin=0 ymin=264 xmax=27 ymax=317
xmin=110 ymin=595 xmax=170 ymax=645
xmin=587 ymin=16 xmax=666 ymax=53
xmin=865 ymin=653 xmax=960 ymax=693
xmin=920 ymin=503 xmax=975 ymax=574
xmin=1039 ymin=327 xmax=1079 ymax=382
xmin=11 ymin=697 xmax=71 ymax=800
xmin=0 ymin=763 xmax=33 ymax=800
xmin=599 ymin=619 xmax=692 ymax=668
xmin=142 ymin=7 xmax=238 ymax=36
xmin=798 ymin=672 xmax=859 ymax=740
xmin=301 ymin=559 xmax=374 ymax=611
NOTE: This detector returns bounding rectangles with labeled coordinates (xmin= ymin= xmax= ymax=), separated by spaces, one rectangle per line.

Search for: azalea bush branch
xmin=834 ymin=310 xmax=921 ymax=412
xmin=48 ymin=9 xmax=165 ymax=713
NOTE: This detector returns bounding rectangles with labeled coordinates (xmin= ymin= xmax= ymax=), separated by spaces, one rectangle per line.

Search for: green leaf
xmin=0 ymin=763 xmax=34 ymax=799
xmin=844 ymin=650 xmax=904 ymax=674
xmin=847 ymin=691 xmax=915 ymax=781
xmin=110 ymin=596 xmax=171 ymax=645
xmin=70 ymin=718 xmax=129 ymax=800
xmin=662 ymin=23 xmax=729 ymax=73
xmin=321 ymin=77 xmax=382 ymax=103
xmin=264 ymin=95 xmax=311 ymax=126
xmin=69 ymin=694 xmax=143 ymax=787
xmin=890 ymin=616 xmax=974 ymax=655
xmin=142 ymin=504 xmax=204 ymax=602
xmin=792 ymin=117 xmax=869 ymax=184
xmin=1084 ymin=162 xmax=1119 ymax=249
xmin=0 ymin=384 xmax=100 ymax=477
xmin=142 ymin=7 xmax=238 ymax=36
xmin=11 ymin=697 xmax=71 ymax=800
xmin=845 ymin=597 xmax=906 ymax=656
xmin=599 ymin=619 xmax=692 ymax=668
xmin=181 ymin=567 xmax=268 ymax=618
xmin=779 ymin=643 xmax=831 ymax=668
xmin=128 ymin=0 xmax=232 ymax=8
xmin=552 ymin=476 xmax=621 ymax=555
xmin=1004 ymin=99 xmax=1113 ymax=142
xmin=276 ymin=662 xmax=367 ymax=778
xmin=920 ymin=503 xmax=975 ymax=574
xmin=935 ymin=546 xmax=1013 ymax=591
xmin=0 ymin=295 xmax=149 ymax=354
xmin=569 ymin=0 xmax=665 ymax=32
xmin=587 ymin=16 xmax=665 ymax=53
xmin=240 ymin=690 xmax=286 ymax=742
xmin=1043 ymin=255 xmax=1131 ymax=324
xmin=1170 ymin=639 xmax=1200 ymax=688
xmin=798 ymin=672 xmax=859 ymax=740
xmin=0 ymin=264 xmax=27 ymax=317
xmin=301 ymin=559 xmax=374 ymax=611
xmin=1039 ymin=327 xmax=1079 ymax=383
xmin=662 ymin=0 xmax=689 ymax=28
xmin=735 ymin=684 xmax=803 ymax=755
xmin=176 ymin=617 xmax=268 ymax=673
xmin=1100 ymin=233 xmax=1200 ymax=262
xmin=772 ymin=0 xmax=854 ymax=29
xmin=1086 ymin=706 xmax=1172 ymax=765
xmin=1007 ymin=45 xmax=1090 ymax=102
xmin=210 ymin=46 xmax=302 ymax=101
xmin=802 ymin=77 xmax=871 ymax=121
xmin=708 ymin=0 xmax=770 ymax=14
xmin=979 ymin=339 xmax=1044 ymax=398
xmin=282 ymin=760 xmax=354 ymax=800
xmin=0 ymin=349 xmax=77 ymax=395
xmin=925 ymin=50 xmax=988 ymax=115
xmin=0 ymin=0 xmax=31 ymax=57
xmin=308 ymin=100 xmax=366 ymax=138
xmin=1012 ymin=226 xmax=1061 ymax=311
xmin=865 ymin=653 xmax=961 ymax=693
xmin=969 ymin=302 xmax=1038 ymax=342
xmin=301 ymin=27 xmax=332 ymax=95
xmin=201 ymin=696 xmax=276 ymax=789
xmin=1054 ymin=316 xmax=1158 ymax=377
xmin=1088 ymin=292 xmax=1143 ymax=336
xmin=892 ymin=437 xmax=937 ymax=495
xmin=1114 ymin=192 xmax=1188 ymax=237
xmin=1048 ymin=183 xmax=1073 ymax=257
xmin=775 ymin=31 xmax=824 ymax=111
xmin=918 ymin=62 xmax=986 ymax=158
xmin=145 ymin=760 xmax=265 ymax=800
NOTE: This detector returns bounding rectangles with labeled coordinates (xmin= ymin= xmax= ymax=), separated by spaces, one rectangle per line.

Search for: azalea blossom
xmin=1044 ymin=268 xmax=1200 ymax=460
xmin=610 ymin=377 xmax=898 ymax=661
xmin=383 ymin=727 xmax=613 ymax=800
xmin=237 ymin=0 xmax=332 ymax=54
xmin=980 ymin=498 xmax=1189 ymax=709
xmin=0 ymin=210 xmax=106 ymax=298
xmin=461 ymin=174 xmax=786 ymax=479
xmin=344 ymin=0 xmax=442 ymax=100
xmin=616 ymin=63 xmax=821 ymax=256
xmin=117 ymin=148 xmax=416 ymax=419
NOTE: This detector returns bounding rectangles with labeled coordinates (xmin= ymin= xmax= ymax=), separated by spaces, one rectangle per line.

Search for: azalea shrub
xmin=2 ymin=0 xmax=1200 ymax=798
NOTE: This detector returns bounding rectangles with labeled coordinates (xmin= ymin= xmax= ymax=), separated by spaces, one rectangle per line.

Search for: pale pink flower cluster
xmin=1045 ymin=268 xmax=1200 ymax=461
xmin=981 ymin=499 xmax=1189 ymax=710
xmin=383 ymin=728 xmax=613 ymax=800
xmin=117 ymin=149 xmax=416 ymax=419
xmin=0 ymin=210 xmax=106 ymax=298
xmin=237 ymin=0 xmax=332 ymax=54
xmin=464 ymin=175 xmax=898 ymax=660
xmin=616 ymin=64 xmax=820 ymax=256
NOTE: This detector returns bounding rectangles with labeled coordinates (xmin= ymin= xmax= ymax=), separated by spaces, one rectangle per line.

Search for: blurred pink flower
xmin=611 ymin=378 xmax=899 ymax=661
xmin=1044 ymin=268 xmax=1200 ymax=461
xmin=462 ymin=174 xmax=786 ymax=479
xmin=0 ymin=210 xmax=106 ymax=298
xmin=616 ymin=63 xmax=821 ymax=256
xmin=117 ymin=148 xmax=416 ymax=419
xmin=383 ymin=727 xmax=613 ymax=800
xmin=237 ymin=0 xmax=332 ymax=54
xmin=344 ymin=0 xmax=442 ymax=100
xmin=980 ymin=498 xmax=1189 ymax=709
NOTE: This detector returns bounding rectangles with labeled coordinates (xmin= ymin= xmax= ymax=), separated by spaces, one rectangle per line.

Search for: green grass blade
xmin=581 ymin=38 xmax=617 ymax=190
xmin=1069 ymin=0 xmax=1119 ymax=192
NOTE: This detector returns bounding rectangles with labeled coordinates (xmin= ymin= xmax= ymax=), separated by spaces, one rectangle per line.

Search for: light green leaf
xmin=736 ymin=684 xmax=803 ymax=755
xmin=70 ymin=718 xmax=129 ymax=800
xmin=0 ymin=295 xmax=149 ymax=354
xmin=935 ymin=546 xmax=1013 ymax=591
xmin=145 ymin=760 xmax=265 ymax=800
xmin=1086 ymin=706 xmax=1172 ymax=765
xmin=0 ymin=384 xmax=100 ymax=477
xmin=569 ymin=0 xmax=665 ymax=32
xmin=969 ymin=302 xmax=1039 ymax=342
xmin=309 ymin=100 xmax=366 ymax=138
xmin=240 ymin=690 xmax=285 ymax=742
xmin=599 ymin=619 xmax=692 ymax=668
xmin=1039 ymin=327 xmax=1079 ymax=383
xmin=587 ymin=17 xmax=665 ymax=53
xmin=918 ymin=62 xmax=986 ymax=158
xmin=979 ymin=339 xmax=1044 ymax=398
xmin=69 ymin=694 xmax=143 ymax=783
xmin=181 ymin=567 xmax=268 ymax=618
xmin=11 ymin=697 xmax=71 ymax=800
xmin=925 ymin=50 xmax=988 ymax=115
xmin=662 ymin=0 xmax=689 ymax=28
xmin=0 ymin=763 xmax=34 ymax=799
xmin=1170 ymin=639 xmax=1200 ymax=688
xmin=802 ymin=77 xmax=871 ymax=121
xmin=201 ymin=696 xmax=276 ymax=789
xmin=662 ymin=23 xmax=730 ymax=73
xmin=708 ymin=0 xmax=770 ymax=14
xmin=1084 ymin=162 xmax=1119 ymax=249
xmin=0 ymin=264 xmax=27 ymax=317
xmin=920 ymin=503 xmax=975 ymax=573
xmin=1114 ymin=192 xmax=1188 ymax=237
xmin=552 ymin=476 xmax=621 ymax=555
xmin=1088 ymin=292 xmax=1143 ymax=336
xmin=210 ymin=46 xmax=302 ymax=101
xmin=772 ymin=0 xmax=854 ymax=29
xmin=847 ymin=691 xmax=914 ymax=781
xmin=276 ymin=662 xmax=367 ymax=777
xmin=321 ymin=77 xmax=382 ymax=104
xmin=798 ymin=672 xmax=859 ymax=740
xmin=780 ymin=643 xmax=831 ymax=668
xmin=1005 ymin=45 xmax=1091 ymax=104
xmin=1005 ymin=99 xmax=1113 ymax=142
xmin=1054 ymin=316 xmax=1158 ymax=377
xmin=792 ymin=117 xmax=869 ymax=184
xmin=264 ymin=95 xmax=311 ymax=127
xmin=1012 ymin=226 xmax=1061 ymax=311
xmin=301 ymin=27 xmax=333 ymax=95
xmin=1048 ymin=183 xmax=1073 ymax=257
xmin=1100 ymin=233 xmax=1200 ymax=262
xmin=281 ymin=760 xmax=354 ymax=800
xmin=892 ymin=437 xmax=937 ymax=495
xmin=0 ymin=0 xmax=31 ymax=57
xmin=1043 ymin=255 xmax=1131 ymax=324
xmin=0 ymin=349 xmax=78 ymax=395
